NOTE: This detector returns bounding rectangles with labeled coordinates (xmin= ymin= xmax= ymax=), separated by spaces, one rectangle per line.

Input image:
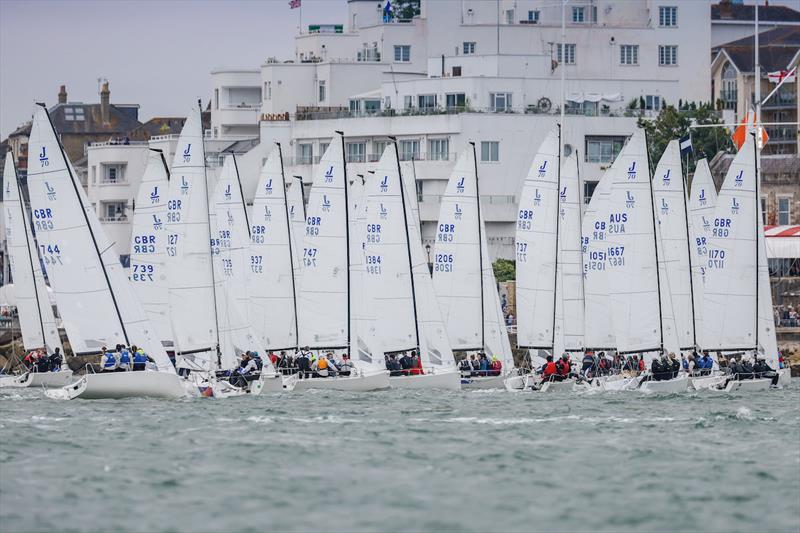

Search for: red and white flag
xmin=289 ymin=0 xmax=301 ymax=9
xmin=767 ymin=66 xmax=796 ymax=84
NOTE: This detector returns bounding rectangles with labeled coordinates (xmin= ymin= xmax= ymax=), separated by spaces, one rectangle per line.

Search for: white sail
xmin=704 ymin=135 xmax=759 ymax=351
xmin=287 ymin=176 xmax=306 ymax=259
xmin=249 ymin=147 xmax=298 ymax=351
xmin=3 ymin=156 xmax=62 ymax=354
xmin=688 ymin=159 xmax=717 ymax=349
xmin=515 ymin=127 xmax=560 ymax=349
xmin=129 ymin=150 xmax=172 ymax=347
xmin=554 ymin=151 xmax=585 ymax=354
xmin=606 ymin=129 xmax=662 ymax=354
xmin=757 ymin=200 xmax=778 ymax=367
xmin=165 ymin=106 xmax=218 ymax=369
xmin=298 ymin=140 xmax=349 ymax=349
xmin=364 ymin=146 xmax=418 ymax=352
xmin=652 ymin=140 xmax=694 ymax=352
xmin=581 ymin=162 xmax=617 ymax=350
xmin=27 ymin=105 xmax=173 ymax=372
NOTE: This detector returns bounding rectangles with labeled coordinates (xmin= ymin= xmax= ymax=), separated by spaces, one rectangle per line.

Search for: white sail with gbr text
xmin=3 ymin=156 xmax=63 ymax=354
xmin=688 ymin=159 xmax=717 ymax=349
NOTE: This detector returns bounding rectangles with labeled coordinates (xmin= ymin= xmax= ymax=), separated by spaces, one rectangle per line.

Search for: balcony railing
xmin=220 ymin=103 xmax=261 ymax=110
xmin=282 ymin=152 xmax=458 ymax=165
xmin=418 ymin=194 xmax=516 ymax=205
xmin=765 ymin=127 xmax=798 ymax=143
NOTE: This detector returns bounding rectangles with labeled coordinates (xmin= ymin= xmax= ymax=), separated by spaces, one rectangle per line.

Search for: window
xmin=102 ymin=163 xmax=125 ymax=183
xmin=490 ymin=92 xmax=512 ymax=112
xmin=584 ymin=182 xmax=598 ymax=204
xmin=446 ymin=93 xmax=466 ymax=111
xmin=399 ymin=140 xmax=420 ymax=161
xmin=659 ymin=45 xmax=678 ymax=66
xmin=417 ymin=94 xmax=437 ymax=110
xmin=585 ymin=136 xmax=626 ymax=163
xmin=572 ymin=6 xmax=585 ymax=23
xmin=761 ymin=197 xmax=768 ymax=224
xmin=528 ymin=10 xmax=540 ymax=23
xmin=778 ymin=197 xmax=791 ymax=225
xmin=319 ymin=141 xmax=330 ymax=156
xmin=264 ymin=81 xmax=272 ymax=100
xmin=416 ymin=180 xmax=424 ymax=203
xmin=394 ymin=45 xmax=411 ymax=62
xmin=645 ymin=95 xmax=662 ymax=110
xmin=346 ymin=142 xmax=366 ymax=163
xmin=722 ymin=63 xmax=737 ymax=110
xmin=659 ymin=6 xmax=677 ymax=27
xmin=215 ymin=88 xmax=219 ymax=109
xmin=428 ymin=138 xmax=449 ymax=161
xmin=452 ymin=66 xmax=462 ymax=77
xmin=620 ymin=44 xmax=638 ymax=65
xmin=372 ymin=140 xmax=388 ymax=162
xmin=480 ymin=141 xmax=499 ymax=162
xmin=318 ymin=80 xmax=326 ymax=102
xmin=102 ymin=201 xmax=127 ymax=221
xmin=557 ymin=43 xmax=576 ymax=65
xmin=64 ymin=106 xmax=85 ymax=121
xmin=404 ymin=95 xmax=413 ymax=109
xmin=463 ymin=41 xmax=476 ymax=55
xmin=298 ymin=143 xmax=313 ymax=165
xmin=505 ymin=9 xmax=514 ymax=24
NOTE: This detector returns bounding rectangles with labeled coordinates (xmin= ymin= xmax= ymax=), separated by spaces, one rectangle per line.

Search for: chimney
xmin=58 ymin=85 xmax=67 ymax=104
xmin=100 ymin=81 xmax=110 ymax=123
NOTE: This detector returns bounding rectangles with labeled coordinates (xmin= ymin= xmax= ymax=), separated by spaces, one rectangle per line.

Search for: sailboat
xmin=433 ymin=144 xmax=515 ymax=389
xmin=687 ymin=158 xmax=717 ymax=354
xmin=702 ymin=133 xmax=777 ymax=392
xmin=130 ymin=149 xmax=173 ymax=350
xmin=1 ymin=153 xmax=71 ymax=388
xmin=24 ymin=105 xmax=184 ymax=400
xmin=295 ymin=133 xmax=390 ymax=391
xmin=605 ymin=129 xmax=688 ymax=393
xmin=363 ymin=142 xmax=460 ymax=389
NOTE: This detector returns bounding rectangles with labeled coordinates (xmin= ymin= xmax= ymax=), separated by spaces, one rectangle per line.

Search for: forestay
xmin=515 ymin=127 xmax=560 ymax=349
xmin=27 ymin=105 xmax=173 ymax=372
xmin=688 ymin=159 xmax=717 ymax=350
xmin=3 ymin=156 xmax=63 ymax=354
xmin=165 ymin=106 xmax=218 ymax=369
xmin=130 ymin=150 xmax=172 ymax=347
xmin=605 ymin=129 xmax=662 ymax=354
xmin=249 ymin=147 xmax=298 ymax=351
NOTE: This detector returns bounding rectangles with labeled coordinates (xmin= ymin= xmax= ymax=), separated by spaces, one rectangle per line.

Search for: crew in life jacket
xmin=314 ymin=355 xmax=330 ymax=377
xmin=541 ymin=355 xmax=558 ymax=381
xmin=409 ymin=351 xmax=423 ymax=375
xmin=101 ymin=346 xmax=118 ymax=372
xmin=489 ymin=356 xmax=502 ymax=377
xmin=117 ymin=345 xmax=132 ymax=372
xmin=555 ymin=354 xmax=571 ymax=380
xmin=339 ymin=354 xmax=354 ymax=376
xmin=132 ymin=346 xmax=153 ymax=371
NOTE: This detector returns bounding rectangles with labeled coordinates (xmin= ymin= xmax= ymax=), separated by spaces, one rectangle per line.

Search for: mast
xmin=199 ymin=100 xmax=221 ymax=368
xmin=10 ymin=155 xmax=48 ymax=350
xmin=231 ymin=153 xmax=250 ymax=236
xmin=575 ymin=148 xmax=586 ymax=353
xmin=470 ymin=141 xmax=486 ymax=352
xmin=153 ymin=148 xmax=171 ymax=182
xmin=38 ymin=103 xmax=129 ymax=347
xmin=551 ymin=124 xmax=563 ymax=349
xmin=336 ymin=130 xmax=351 ymax=352
xmin=753 ymin=132 xmax=760 ymax=353
xmin=681 ymin=146 xmax=698 ymax=351
xmin=390 ymin=137 xmax=421 ymax=352
xmin=645 ymin=130 xmax=665 ymax=354
xmin=278 ymin=144 xmax=300 ymax=350
xmin=753 ymin=3 xmax=761 ymax=355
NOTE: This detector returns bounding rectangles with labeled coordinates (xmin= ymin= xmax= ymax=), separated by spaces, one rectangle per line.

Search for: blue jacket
xmin=133 ymin=351 xmax=147 ymax=364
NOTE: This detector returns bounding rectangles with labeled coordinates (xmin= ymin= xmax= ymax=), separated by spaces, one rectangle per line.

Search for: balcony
xmin=283 ymin=152 xmax=458 ymax=165
xmin=765 ymin=126 xmax=798 ymax=143
xmin=762 ymin=93 xmax=796 ymax=109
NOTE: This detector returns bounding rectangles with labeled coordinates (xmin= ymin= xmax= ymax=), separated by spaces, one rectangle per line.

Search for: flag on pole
xmin=383 ymin=0 xmax=394 ymax=22
xmin=679 ymin=134 xmax=693 ymax=156
xmin=289 ymin=0 xmax=301 ymax=9
xmin=731 ymin=108 xmax=768 ymax=151
xmin=767 ymin=66 xmax=796 ymax=84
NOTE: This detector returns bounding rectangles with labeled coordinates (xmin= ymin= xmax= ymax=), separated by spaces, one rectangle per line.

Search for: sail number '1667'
xmin=435 ymin=253 xmax=453 ymax=272
xmin=607 ymin=246 xmax=625 ymax=267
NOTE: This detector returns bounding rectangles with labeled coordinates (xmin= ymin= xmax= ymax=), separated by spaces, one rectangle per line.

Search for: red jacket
xmin=543 ymin=361 xmax=557 ymax=377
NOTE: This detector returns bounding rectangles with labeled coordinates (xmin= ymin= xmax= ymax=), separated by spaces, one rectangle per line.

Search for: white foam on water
xmin=246 ymin=416 xmax=273 ymax=424
xmin=736 ymin=406 xmax=753 ymax=420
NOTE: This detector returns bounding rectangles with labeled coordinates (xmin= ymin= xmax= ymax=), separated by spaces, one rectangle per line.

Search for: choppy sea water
xmin=1 ymin=382 xmax=799 ymax=533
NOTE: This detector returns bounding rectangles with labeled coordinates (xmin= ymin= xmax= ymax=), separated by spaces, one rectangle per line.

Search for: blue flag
xmin=383 ymin=0 xmax=393 ymax=22
xmin=679 ymin=134 xmax=692 ymax=156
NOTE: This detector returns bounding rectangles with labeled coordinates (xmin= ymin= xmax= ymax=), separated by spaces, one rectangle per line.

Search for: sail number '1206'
xmin=435 ymin=253 xmax=453 ymax=272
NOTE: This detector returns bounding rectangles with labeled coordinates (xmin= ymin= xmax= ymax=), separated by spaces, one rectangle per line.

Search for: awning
xmin=566 ymin=92 xmax=622 ymax=104
xmin=765 ymin=225 xmax=800 ymax=259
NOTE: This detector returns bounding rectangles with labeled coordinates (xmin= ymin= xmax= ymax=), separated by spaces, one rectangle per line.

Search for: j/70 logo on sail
xmin=379 ymin=203 xmax=388 ymax=219
xmin=45 ymin=182 xmax=57 ymax=201
xmin=699 ymin=189 xmax=707 ymax=206
xmin=322 ymin=195 xmax=331 ymax=212
xmin=150 ymin=186 xmax=160 ymax=204
xmin=265 ymin=179 xmax=273 ymax=195
xmin=533 ymin=188 xmax=542 ymax=206
xmin=734 ymin=170 xmax=743 ymax=187
xmin=183 ymin=144 xmax=191 ymax=163
xmin=627 ymin=161 xmax=637 ymax=180
xmin=625 ymin=191 xmax=635 ymax=208
xmin=456 ymin=177 xmax=465 ymax=193
xmin=152 ymin=214 xmax=163 ymax=230
xmin=39 ymin=146 xmax=49 ymax=167
xmin=559 ymin=186 xmax=567 ymax=203
xmin=661 ymin=198 xmax=669 ymax=215
xmin=224 ymin=184 xmax=232 ymax=200
xmin=180 ymin=176 xmax=189 ymax=195
xmin=537 ymin=160 xmax=547 ymax=178
xmin=454 ymin=203 xmax=462 ymax=220
xmin=662 ymin=169 xmax=671 ymax=186
xmin=324 ymin=166 xmax=334 ymax=183
xmin=380 ymin=175 xmax=388 ymax=192
xmin=264 ymin=205 xmax=272 ymax=221
xmin=731 ymin=197 xmax=740 ymax=214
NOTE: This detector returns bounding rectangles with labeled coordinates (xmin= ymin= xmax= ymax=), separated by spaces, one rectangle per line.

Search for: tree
xmin=637 ymin=102 xmax=732 ymax=173
xmin=493 ymin=258 xmax=516 ymax=282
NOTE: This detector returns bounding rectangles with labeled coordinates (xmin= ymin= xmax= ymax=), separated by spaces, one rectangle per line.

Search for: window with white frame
xmin=659 ymin=45 xmax=678 ymax=66
xmin=585 ymin=136 xmax=626 ymax=163
xmin=318 ymin=80 xmax=326 ymax=102
xmin=102 ymin=201 xmax=127 ymax=221
xmin=778 ymin=196 xmax=791 ymax=225
xmin=418 ymin=94 xmax=437 ymax=110
xmin=297 ymin=143 xmax=313 ymax=164
xmin=761 ymin=197 xmax=768 ymax=224
xmin=394 ymin=45 xmax=411 ymax=62
xmin=102 ymin=163 xmax=125 ymax=183
xmin=214 ymin=89 xmax=219 ymax=110
xmin=264 ymin=81 xmax=272 ymax=100
xmin=645 ymin=95 xmax=662 ymax=110
xmin=346 ymin=142 xmax=366 ymax=163
xmin=480 ymin=141 xmax=499 ymax=162
xmin=404 ymin=95 xmax=413 ymax=109
xmin=490 ymin=92 xmax=512 ymax=112
xmin=557 ymin=43 xmax=576 ymax=65
xmin=463 ymin=41 xmax=476 ymax=55
xmin=319 ymin=141 xmax=330 ymax=156
xmin=446 ymin=93 xmax=466 ymax=110
xmin=528 ymin=10 xmax=540 ymax=23
xmin=372 ymin=140 xmax=388 ymax=162
xmin=572 ymin=6 xmax=585 ymax=23
xmin=620 ymin=44 xmax=638 ymax=65
xmin=659 ymin=6 xmax=677 ymax=27
xmin=428 ymin=138 xmax=449 ymax=161
xmin=722 ymin=63 xmax=738 ymax=110
xmin=64 ymin=106 xmax=85 ymax=121
xmin=399 ymin=140 xmax=420 ymax=161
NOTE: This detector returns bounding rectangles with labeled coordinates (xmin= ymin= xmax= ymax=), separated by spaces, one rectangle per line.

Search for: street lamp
xmin=425 ymin=243 xmax=432 ymax=274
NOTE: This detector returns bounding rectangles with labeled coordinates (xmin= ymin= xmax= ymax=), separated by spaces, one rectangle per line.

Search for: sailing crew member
xmin=489 ymin=356 xmax=502 ymax=377
xmin=698 ymin=352 xmax=713 ymax=375
xmin=409 ymin=351 xmax=423 ymax=376
xmin=117 ymin=345 xmax=132 ymax=372
xmin=650 ymin=356 xmax=664 ymax=381
xmin=668 ymin=353 xmax=680 ymax=379
xmin=296 ymin=349 xmax=311 ymax=378
xmin=555 ymin=354 xmax=571 ymax=381
xmin=470 ymin=354 xmax=481 ymax=375
xmin=753 ymin=356 xmax=779 ymax=386
xmin=459 ymin=357 xmax=471 ymax=374
xmin=541 ymin=355 xmax=557 ymax=382
xmin=387 ymin=354 xmax=403 ymax=376
xmin=581 ymin=352 xmax=596 ymax=377
xmin=339 ymin=354 xmax=354 ymax=376
xmin=48 ymin=348 xmax=63 ymax=371
xmin=132 ymin=347 xmax=154 ymax=371
xmin=399 ymin=352 xmax=413 ymax=375
xmin=478 ymin=353 xmax=490 ymax=376
xmin=101 ymin=347 xmax=118 ymax=372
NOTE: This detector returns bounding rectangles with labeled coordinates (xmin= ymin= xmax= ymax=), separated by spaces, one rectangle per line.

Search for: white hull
xmin=598 ymin=375 xmax=640 ymax=391
xmin=0 ymin=375 xmax=17 ymax=387
xmin=539 ymin=378 xmax=577 ymax=392
xmin=45 ymin=371 xmax=186 ymax=400
xmin=503 ymin=374 xmax=527 ymax=391
xmin=389 ymin=370 xmax=460 ymax=390
xmin=639 ymin=375 xmax=689 ymax=393
xmin=724 ymin=378 xmax=771 ymax=392
xmin=460 ymin=374 xmax=508 ymax=390
xmin=0 ymin=370 xmax=74 ymax=389
xmin=293 ymin=370 xmax=390 ymax=391
xmin=690 ymin=374 xmax=727 ymax=391
xmin=253 ymin=373 xmax=293 ymax=394
xmin=777 ymin=368 xmax=791 ymax=387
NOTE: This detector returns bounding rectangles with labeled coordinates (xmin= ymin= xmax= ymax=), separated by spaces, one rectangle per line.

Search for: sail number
xmin=366 ymin=255 xmax=382 ymax=274
xmin=707 ymin=249 xmax=725 ymax=269
xmin=39 ymin=243 xmax=62 ymax=265
xmin=131 ymin=264 xmax=155 ymax=282
xmin=166 ymin=234 xmax=178 ymax=257
xmin=607 ymin=246 xmax=625 ymax=267
xmin=251 ymin=224 xmax=266 ymax=244
xmin=517 ymin=209 xmax=533 ymax=230
xmin=250 ymin=255 xmax=263 ymax=274
xmin=437 ymin=223 xmax=455 ymax=242
xmin=303 ymin=247 xmax=318 ymax=267
xmin=516 ymin=242 xmax=528 ymax=263
xmin=434 ymin=253 xmax=453 ymax=273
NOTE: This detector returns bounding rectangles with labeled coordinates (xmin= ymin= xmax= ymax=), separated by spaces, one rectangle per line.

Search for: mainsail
xmin=605 ymin=129 xmax=662 ymax=355
xmin=130 ymin=149 xmax=172 ymax=347
xmin=688 ymin=159 xmax=717 ymax=349
xmin=3 ymin=155 xmax=63 ymax=354
xmin=26 ymin=105 xmax=173 ymax=372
